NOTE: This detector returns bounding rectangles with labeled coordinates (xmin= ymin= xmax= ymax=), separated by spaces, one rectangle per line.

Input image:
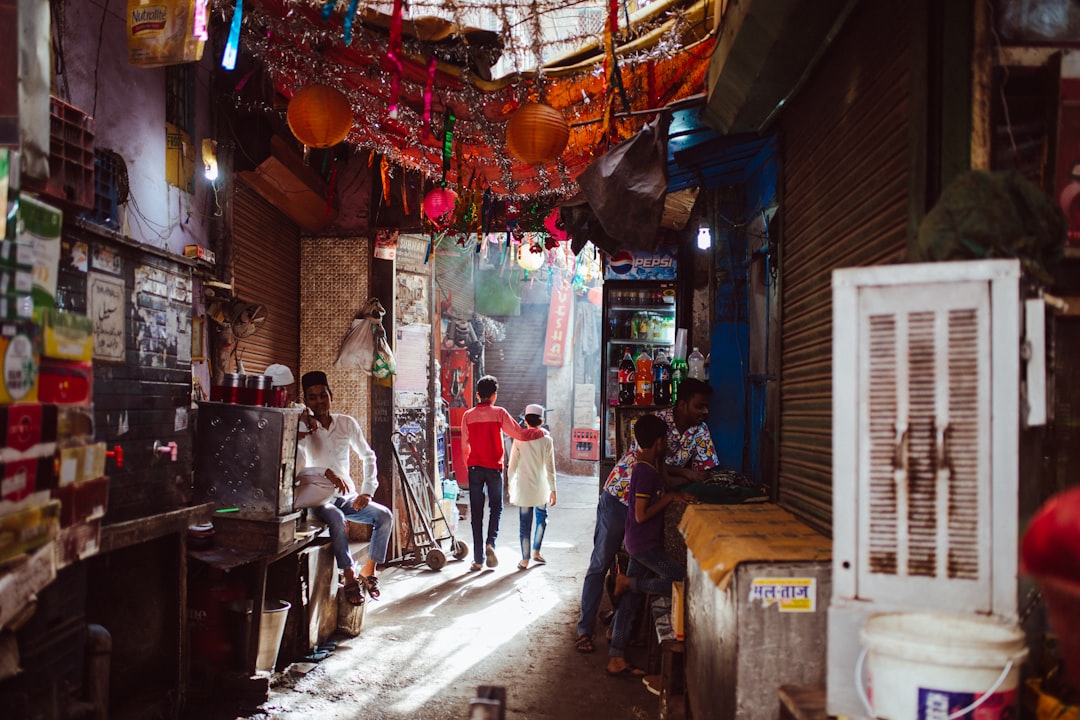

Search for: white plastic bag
xmin=294 ymin=468 xmax=337 ymax=509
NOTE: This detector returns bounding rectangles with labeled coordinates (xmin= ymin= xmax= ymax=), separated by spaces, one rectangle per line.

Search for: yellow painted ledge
xmin=678 ymin=503 xmax=831 ymax=592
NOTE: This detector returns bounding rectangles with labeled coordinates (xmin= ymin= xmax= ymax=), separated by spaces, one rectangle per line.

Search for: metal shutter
xmin=483 ymin=305 xmax=548 ymax=423
xmin=777 ymin=2 xmax=914 ymax=535
xmin=233 ymin=183 xmax=301 ymax=377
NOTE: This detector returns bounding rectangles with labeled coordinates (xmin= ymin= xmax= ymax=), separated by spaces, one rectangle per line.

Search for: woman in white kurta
xmin=507 ymin=404 xmax=557 ymax=570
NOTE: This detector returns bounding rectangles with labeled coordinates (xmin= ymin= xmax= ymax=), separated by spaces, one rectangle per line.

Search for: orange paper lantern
xmin=506 ymin=103 xmax=570 ymax=165
xmin=286 ymin=85 xmax=354 ymax=148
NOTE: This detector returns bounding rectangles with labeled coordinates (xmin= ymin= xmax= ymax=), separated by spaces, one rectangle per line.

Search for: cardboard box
xmin=0 ymin=454 xmax=56 ymax=502
xmin=56 ymin=405 xmax=95 ymax=446
xmin=37 ymin=359 xmax=92 ymax=406
xmin=52 ymin=475 xmax=108 ymax=527
xmin=0 ymin=498 xmax=60 ymax=563
xmin=0 ymin=403 xmax=58 ymax=455
xmin=18 ymin=194 xmax=62 ymax=309
xmin=0 ymin=239 xmax=35 ymax=269
xmin=671 ymin=580 xmax=685 ymax=641
xmin=37 ymin=308 xmax=93 ymax=362
xmin=183 ymin=245 xmax=216 ymax=263
xmin=0 ymin=320 xmax=39 ymax=403
xmin=57 ymin=443 xmax=106 ymax=486
xmin=56 ymin=518 xmax=101 ymax=567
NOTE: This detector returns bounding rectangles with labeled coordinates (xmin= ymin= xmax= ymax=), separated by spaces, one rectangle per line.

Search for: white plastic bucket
xmin=858 ymin=612 xmax=1028 ymax=720
xmin=255 ymin=600 xmax=291 ymax=673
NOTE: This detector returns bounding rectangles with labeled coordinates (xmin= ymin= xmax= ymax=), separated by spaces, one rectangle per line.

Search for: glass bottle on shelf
xmin=618 ymin=351 xmax=636 ymax=406
xmin=654 ymin=349 xmax=672 ymax=405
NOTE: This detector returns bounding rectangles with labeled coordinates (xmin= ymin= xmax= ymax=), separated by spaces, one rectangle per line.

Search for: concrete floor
xmin=241 ymin=473 xmax=662 ymax=720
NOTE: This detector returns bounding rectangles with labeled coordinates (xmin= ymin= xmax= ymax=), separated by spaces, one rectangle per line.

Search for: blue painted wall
xmin=709 ymin=322 xmax=749 ymax=470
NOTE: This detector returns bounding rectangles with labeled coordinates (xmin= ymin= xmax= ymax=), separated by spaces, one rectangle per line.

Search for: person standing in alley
xmin=507 ymin=403 xmax=557 ymax=570
xmin=296 ymin=371 xmax=392 ymax=605
xmin=461 ymin=375 xmax=546 ymax=572
xmin=607 ymin=413 xmax=696 ymax=676
xmin=574 ymin=377 xmax=719 ymax=654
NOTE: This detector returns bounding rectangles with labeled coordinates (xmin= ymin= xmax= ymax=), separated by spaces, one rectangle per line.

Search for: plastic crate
xmin=571 ymin=428 xmax=600 ymax=461
xmin=26 ymin=97 xmax=95 ymax=209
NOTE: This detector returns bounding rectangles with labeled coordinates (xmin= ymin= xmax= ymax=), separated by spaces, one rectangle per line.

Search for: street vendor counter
xmin=678 ymin=503 xmax=831 ymax=720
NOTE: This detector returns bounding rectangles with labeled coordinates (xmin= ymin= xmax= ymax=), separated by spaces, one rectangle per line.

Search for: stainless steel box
xmin=194 ymin=402 xmax=302 ymax=519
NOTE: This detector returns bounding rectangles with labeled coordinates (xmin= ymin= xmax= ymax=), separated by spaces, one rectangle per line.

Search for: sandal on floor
xmin=342 ymin=581 xmax=365 ymax=607
xmin=361 ymin=575 xmax=380 ymax=600
xmin=469 ymin=562 xmax=483 ymax=572
xmin=531 ymin=552 xmax=546 ymax=564
xmin=575 ymin=634 xmax=595 ymax=653
xmin=517 ymin=559 xmax=529 ymax=570
xmin=606 ymin=664 xmax=646 ymax=678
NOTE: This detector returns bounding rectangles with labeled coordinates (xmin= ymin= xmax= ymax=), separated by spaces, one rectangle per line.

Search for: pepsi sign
xmin=604 ymin=245 xmax=677 ymax=280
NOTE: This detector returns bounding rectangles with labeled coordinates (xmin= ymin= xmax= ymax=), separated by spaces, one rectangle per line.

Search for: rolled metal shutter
xmin=777 ymin=2 xmax=914 ymax=536
xmin=233 ymin=183 xmax=301 ymax=377
xmin=483 ymin=305 xmax=547 ymax=424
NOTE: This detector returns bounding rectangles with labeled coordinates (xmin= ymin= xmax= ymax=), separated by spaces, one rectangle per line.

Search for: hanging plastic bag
xmin=576 ymin=115 xmax=671 ymax=252
xmin=372 ymin=323 xmax=396 ymax=387
xmin=333 ymin=299 xmax=385 ymax=373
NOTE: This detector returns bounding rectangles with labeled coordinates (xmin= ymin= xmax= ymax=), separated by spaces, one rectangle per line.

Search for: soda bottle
xmin=618 ymin=351 xmax=636 ymax=406
xmin=654 ymin=350 xmax=672 ymax=405
xmin=688 ymin=347 xmax=706 ymax=380
xmin=635 ymin=350 xmax=654 ymax=405
xmin=671 ymin=354 xmax=688 ymax=401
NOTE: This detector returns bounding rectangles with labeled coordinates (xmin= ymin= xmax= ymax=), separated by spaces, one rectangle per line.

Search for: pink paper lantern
xmin=423 ymin=187 xmax=458 ymax=226
xmin=544 ymin=208 xmax=567 ymax=242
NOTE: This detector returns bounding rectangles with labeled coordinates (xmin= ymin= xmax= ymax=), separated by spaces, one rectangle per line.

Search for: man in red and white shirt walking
xmin=461 ymin=375 xmax=545 ymax=572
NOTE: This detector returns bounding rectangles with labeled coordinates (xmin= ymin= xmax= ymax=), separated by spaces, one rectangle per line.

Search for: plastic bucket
xmin=858 ymin=612 xmax=1028 ymax=720
xmin=255 ymin=600 xmax=291 ymax=673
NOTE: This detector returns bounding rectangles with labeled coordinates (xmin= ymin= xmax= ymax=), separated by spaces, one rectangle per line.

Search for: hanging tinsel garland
xmin=215 ymin=0 xmax=714 ymax=198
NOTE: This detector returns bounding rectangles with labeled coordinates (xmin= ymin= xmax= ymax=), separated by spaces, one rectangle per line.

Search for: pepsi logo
xmin=608 ymin=251 xmax=634 ymax=275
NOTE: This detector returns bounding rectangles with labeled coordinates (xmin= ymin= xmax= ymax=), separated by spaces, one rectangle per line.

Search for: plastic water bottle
xmin=688 ymin=347 xmax=706 ymax=381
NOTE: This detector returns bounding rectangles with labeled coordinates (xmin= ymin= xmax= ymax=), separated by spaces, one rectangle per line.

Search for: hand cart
xmin=388 ymin=430 xmax=469 ymax=570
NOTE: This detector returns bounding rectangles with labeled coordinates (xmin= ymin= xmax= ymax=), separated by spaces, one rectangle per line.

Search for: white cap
xmin=265 ymin=364 xmax=295 ymax=387
xmin=524 ymin=403 xmax=545 ymax=417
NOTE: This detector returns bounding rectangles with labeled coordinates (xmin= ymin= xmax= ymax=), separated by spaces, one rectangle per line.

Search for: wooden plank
xmin=100 ymin=504 xmax=212 ymax=553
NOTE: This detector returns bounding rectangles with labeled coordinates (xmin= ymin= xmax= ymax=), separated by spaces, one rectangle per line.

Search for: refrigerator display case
xmin=601 ymin=280 xmax=678 ymax=465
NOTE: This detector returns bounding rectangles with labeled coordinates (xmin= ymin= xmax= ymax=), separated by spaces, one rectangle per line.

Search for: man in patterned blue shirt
xmin=574 ymin=378 xmax=718 ymax=654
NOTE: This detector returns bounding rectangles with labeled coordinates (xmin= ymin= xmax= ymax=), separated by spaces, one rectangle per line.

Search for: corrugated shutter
xmin=483 ymin=305 xmax=547 ymax=422
xmin=777 ymin=2 xmax=913 ymax=536
xmin=233 ymin=183 xmax=301 ymax=377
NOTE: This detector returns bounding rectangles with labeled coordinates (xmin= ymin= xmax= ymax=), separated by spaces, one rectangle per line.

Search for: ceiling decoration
xmin=216 ymin=0 xmax=717 ymax=198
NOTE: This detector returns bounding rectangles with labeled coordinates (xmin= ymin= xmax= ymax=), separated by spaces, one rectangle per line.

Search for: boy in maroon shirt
xmin=461 ymin=375 xmax=545 ymax=572
xmin=607 ymin=414 xmax=696 ymax=676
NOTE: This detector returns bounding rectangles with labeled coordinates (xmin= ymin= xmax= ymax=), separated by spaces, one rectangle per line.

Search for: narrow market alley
xmin=234 ymin=473 xmax=659 ymax=720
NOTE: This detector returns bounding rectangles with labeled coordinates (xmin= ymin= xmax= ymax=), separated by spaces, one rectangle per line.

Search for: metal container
xmin=193 ymin=403 xmax=302 ymax=518
xmin=210 ymin=373 xmax=245 ymax=403
xmin=242 ymin=374 xmax=273 ymax=406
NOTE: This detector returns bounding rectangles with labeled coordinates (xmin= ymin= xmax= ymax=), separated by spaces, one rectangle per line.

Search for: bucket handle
xmin=855 ymin=647 xmax=1015 ymax=720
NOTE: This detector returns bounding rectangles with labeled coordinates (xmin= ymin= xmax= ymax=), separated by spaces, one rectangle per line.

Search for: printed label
xmin=747 ymin=578 xmax=816 ymax=612
xmin=917 ymin=687 xmax=1017 ymax=720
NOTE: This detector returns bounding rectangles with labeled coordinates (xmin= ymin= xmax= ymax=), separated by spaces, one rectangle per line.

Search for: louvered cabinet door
xmin=855 ymin=280 xmax=993 ymax=611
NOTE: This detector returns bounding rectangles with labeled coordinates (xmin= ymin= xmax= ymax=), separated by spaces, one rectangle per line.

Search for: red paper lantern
xmin=423 ymin=187 xmax=458 ymax=226
xmin=286 ymin=85 xmax=354 ymax=148
xmin=506 ymin=103 xmax=570 ymax=165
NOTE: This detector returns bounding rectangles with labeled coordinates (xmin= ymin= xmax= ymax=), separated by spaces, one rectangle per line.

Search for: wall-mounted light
xmin=201 ymin=138 xmax=219 ymax=182
xmin=697 ymin=224 xmax=712 ymax=251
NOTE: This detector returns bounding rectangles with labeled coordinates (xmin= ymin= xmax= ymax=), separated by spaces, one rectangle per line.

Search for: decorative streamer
xmin=480 ymin=187 xmax=493 ymax=237
xmin=386 ymin=0 xmax=404 ymax=118
xmin=441 ymin=112 xmax=456 ymax=185
xmin=321 ymin=0 xmax=335 ymax=21
xmin=221 ymin=0 xmax=243 ymax=70
xmin=381 ymin=157 xmax=391 ymax=205
xmin=425 ymin=234 xmax=433 ymax=264
xmin=423 ymin=56 xmax=437 ymax=131
xmin=343 ymin=0 xmax=360 ymax=44
xmin=401 ymin=173 xmax=410 ymax=216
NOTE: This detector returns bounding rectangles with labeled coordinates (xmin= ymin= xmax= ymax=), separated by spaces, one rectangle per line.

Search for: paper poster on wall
xmin=747 ymin=577 xmax=816 ymax=612
xmin=374 ymin=228 xmax=399 ymax=260
xmin=89 ymin=272 xmax=126 ymax=361
xmin=395 ymin=324 xmax=430 ymax=395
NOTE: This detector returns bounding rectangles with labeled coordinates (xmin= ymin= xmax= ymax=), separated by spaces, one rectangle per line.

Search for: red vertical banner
xmin=543 ymin=284 xmax=573 ymax=367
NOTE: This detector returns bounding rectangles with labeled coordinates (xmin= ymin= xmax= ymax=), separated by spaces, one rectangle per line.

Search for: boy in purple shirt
xmin=606 ymin=414 xmax=696 ymax=677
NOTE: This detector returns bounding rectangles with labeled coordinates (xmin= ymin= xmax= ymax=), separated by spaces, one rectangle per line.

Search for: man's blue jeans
xmin=609 ymin=547 xmax=685 ymax=658
xmin=468 ymin=466 xmax=504 ymax=564
xmin=576 ymin=491 xmax=628 ymax=637
xmin=313 ymin=496 xmax=393 ymax=571
xmin=519 ymin=504 xmax=548 ymax=559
